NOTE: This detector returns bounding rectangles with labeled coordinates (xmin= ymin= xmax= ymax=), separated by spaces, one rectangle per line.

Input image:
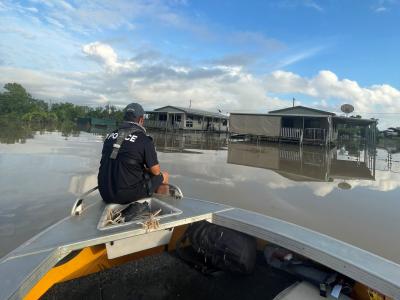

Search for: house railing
xmin=280 ymin=127 xmax=303 ymax=140
xmin=304 ymin=128 xmax=327 ymax=141
xmin=280 ymin=127 xmax=329 ymax=143
xmin=145 ymin=120 xmax=183 ymax=129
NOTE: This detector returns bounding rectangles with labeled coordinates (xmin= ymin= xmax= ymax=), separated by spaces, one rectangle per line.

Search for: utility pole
xmin=189 ymin=99 xmax=192 ymax=109
xmin=293 ymin=97 xmax=295 ymax=107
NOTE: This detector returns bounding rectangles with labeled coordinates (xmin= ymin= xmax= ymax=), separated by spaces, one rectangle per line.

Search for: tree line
xmin=0 ymin=83 xmax=124 ymax=124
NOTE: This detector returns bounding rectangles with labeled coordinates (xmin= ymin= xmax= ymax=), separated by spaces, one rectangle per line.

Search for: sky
xmin=0 ymin=0 xmax=399 ymax=128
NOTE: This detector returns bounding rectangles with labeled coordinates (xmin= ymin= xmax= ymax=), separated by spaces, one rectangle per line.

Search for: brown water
xmin=0 ymin=126 xmax=399 ymax=264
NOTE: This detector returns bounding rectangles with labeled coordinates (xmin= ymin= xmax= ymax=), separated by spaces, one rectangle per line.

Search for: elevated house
xmin=145 ymin=106 xmax=229 ymax=132
xmin=229 ymin=105 xmax=377 ymax=145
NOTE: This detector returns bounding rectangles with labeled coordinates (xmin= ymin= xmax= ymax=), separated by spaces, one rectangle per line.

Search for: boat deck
xmin=42 ymin=252 xmax=297 ymax=300
xmin=1 ymin=193 xmax=400 ymax=299
xmin=0 ymin=194 xmax=231 ymax=300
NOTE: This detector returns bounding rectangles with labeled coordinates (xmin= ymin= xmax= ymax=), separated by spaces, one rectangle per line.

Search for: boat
xmin=0 ymin=185 xmax=399 ymax=300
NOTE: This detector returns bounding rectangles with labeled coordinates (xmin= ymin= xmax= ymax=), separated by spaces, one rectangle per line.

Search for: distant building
xmin=229 ymin=105 xmax=377 ymax=145
xmin=77 ymin=117 xmax=116 ymax=129
xmin=145 ymin=106 xmax=229 ymax=132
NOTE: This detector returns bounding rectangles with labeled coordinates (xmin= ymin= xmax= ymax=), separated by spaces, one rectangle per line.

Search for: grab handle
xmin=167 ymin=183 xmax=183 ymax=199
xmin=71 ymin=186 xmax=98 ymax=216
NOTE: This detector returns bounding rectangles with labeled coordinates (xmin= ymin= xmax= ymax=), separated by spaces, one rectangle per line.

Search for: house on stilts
xmin=229 ymin=106 xmax=377 ymax=145
xmin=145 ymin=106 xmax=229 ymax=132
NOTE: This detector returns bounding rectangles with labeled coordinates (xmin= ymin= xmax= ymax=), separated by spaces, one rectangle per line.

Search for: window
xmin=159 ymin=114 xmax=167 ymax=121
xmin=222 ymin=119 xmax=227 ymax=126
xmin=146 ymin=113 xmax=156 ymax=120
xmin=186 ymin=115 xmax=193 ymax=128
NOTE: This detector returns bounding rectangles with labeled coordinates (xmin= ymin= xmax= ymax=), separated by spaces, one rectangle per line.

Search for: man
xmin=98 ymin=103 xmax=169 ymax=204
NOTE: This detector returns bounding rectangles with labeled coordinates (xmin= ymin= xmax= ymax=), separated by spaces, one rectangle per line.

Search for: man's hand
xmin=149 ymin=164 xmax=169 ymax=185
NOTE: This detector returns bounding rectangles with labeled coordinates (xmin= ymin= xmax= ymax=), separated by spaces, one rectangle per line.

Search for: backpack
xmin=176 ymin=221 xmax=257 ymax=274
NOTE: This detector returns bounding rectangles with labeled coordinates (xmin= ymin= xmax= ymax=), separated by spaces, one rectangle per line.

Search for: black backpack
xmin=176 ymin=221 xmax=257 ymax=274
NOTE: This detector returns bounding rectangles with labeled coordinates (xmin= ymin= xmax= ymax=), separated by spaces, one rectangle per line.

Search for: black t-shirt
xmin=97 ymin=122 xmax=158 ymax=203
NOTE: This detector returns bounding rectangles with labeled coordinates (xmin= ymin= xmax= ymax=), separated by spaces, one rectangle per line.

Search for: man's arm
xmin=143 ymin=138 xmax=168 ymax=184
xmin=148 ymin=164 xmax=161 ymax=176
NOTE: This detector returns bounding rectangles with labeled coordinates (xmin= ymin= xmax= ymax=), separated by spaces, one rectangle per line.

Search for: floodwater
xmin=1 ymin=124 xmax=400 ymax=265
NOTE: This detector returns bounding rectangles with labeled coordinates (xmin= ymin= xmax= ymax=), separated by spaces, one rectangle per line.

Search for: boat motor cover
xmin=176 ymin=221 xmax=257 ymax=274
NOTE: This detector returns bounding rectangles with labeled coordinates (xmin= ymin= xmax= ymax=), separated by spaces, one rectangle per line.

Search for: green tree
xmin=1 ymin=83 xmax=123 ymax=125
xmin=0 ymin=83 xmax=33 ymax=115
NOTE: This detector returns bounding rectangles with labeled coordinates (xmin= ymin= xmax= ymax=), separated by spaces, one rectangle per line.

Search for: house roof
xmin=150 ymin=105 xmax=228 ymax=119
xmin=269 ymin=106 xmax=336 ymax=116
xmin=333 ymin=116 xmax=377 ymax=125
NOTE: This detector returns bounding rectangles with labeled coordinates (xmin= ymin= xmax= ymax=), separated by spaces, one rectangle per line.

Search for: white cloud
xmin=82 ymin=42 xmax=119 ymax=71
xmin=303 ymin=0 xmax=324 ymax=12
xmin=273 ymin=0 xmax=324 ymax=12
xmin=0 ymin=1 xmax=9 ymax=11
xmin=18 ymin=0 xmax=204 ymax=36
xmin=371 ymin=0 xmax=399 ymax=13
xmin=45 ymin=16 xmax=65 ymax=28
xmin=275 ymin=46 xmax=325 ymax=68
xmin=2 ymin=41 xmax=400 ymax=129
xmin=229 ymin=31 xmax=284 ymax=51
xmin=0 ymin=41 xmax=291 ymax=111
xmin=24 ymin=6 xmax=38 ymax=13
xmin=375 ymin=6 xmax=387 ymax=12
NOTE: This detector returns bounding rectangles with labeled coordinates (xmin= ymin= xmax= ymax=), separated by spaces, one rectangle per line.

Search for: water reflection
xmin=150 ymin=131 xmax=228 ymax=153
xmin=0 ymin=119 xmax=81 ymax=144
xmin=227 ymin=142 xmax=376 ymax=186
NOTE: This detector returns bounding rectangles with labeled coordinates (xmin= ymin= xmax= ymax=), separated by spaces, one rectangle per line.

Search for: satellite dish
xmin=341 ymin=104 xmax=354 ymax=116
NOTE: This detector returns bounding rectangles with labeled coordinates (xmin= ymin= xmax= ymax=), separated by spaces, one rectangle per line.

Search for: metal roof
xmin=229 ymin=112 xmax=332 ymax=118
xmin=229 ymin=112 xmax=376 ymax=125
xmin=150 ymin=106 xmax=228 ymax=119
xmin=269 ymin=106 xmax=336 ymax=116
xmin=333 ymin=116 xmax=377 ymax=125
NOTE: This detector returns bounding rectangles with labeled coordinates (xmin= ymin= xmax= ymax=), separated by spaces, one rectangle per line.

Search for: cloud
xmin=272 ymin=0 xmax=324 ymax=12
xmin=82 ymin=42 xmax=119 ymax=71
xmin=2 ymin=40 xmax=400 ymax=129
xmin=15 ymin=0 xmax=207 ymax=36
xmin=0 ymin=41 xmax=291 ymax=111
xmin=229 ymin=31 xmax=284 ymax=52
xmin=275 ymin=46 xmax=325 ymax=68
xmin=0 ymin=1 xmax=9 ymax=11
xmin=303 ymin=0 xmax=324 ymax=12
xmin=375 ymin=6 xmax=388 ymax=12
xmin=371 ymin=0 xmax=400 ymax=13
xmin=210 ymin=53 xmax=259 ymax=67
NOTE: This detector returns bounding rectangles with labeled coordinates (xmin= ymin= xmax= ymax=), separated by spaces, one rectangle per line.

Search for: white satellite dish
xmin=341 ymin=104 xmax=354 ymax=116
